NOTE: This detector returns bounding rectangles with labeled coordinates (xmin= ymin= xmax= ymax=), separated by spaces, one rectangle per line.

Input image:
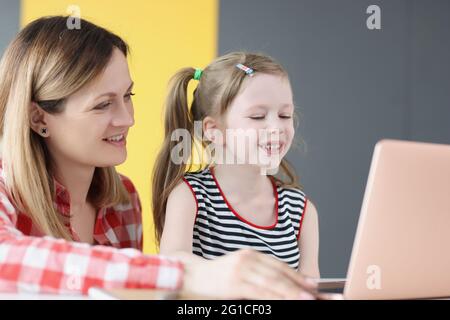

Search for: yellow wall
xmin=21 ymin=0 xmax=218 ymax=253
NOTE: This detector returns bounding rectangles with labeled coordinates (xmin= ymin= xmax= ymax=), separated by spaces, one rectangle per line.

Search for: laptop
xmin=320 ymin=139 xmax=450 ymax=299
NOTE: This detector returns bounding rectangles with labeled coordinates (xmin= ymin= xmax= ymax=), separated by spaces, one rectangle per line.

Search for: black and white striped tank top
xmin=182 ymin=167 xmax=308 ymax=270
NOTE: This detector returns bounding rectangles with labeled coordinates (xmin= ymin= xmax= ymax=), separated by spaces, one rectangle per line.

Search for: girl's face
xmin=40 ymin=48 xmax=135 ymax=169
xmin=219 ymin=73 xmax=295 ymax=170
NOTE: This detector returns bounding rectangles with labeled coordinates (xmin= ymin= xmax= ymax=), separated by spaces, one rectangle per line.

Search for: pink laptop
xmin=322 ymin=139 xmax=450 ymax=299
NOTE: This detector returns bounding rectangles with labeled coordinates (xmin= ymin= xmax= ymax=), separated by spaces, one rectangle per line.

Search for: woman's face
xmin=42 ymin=48 xmax=135 ymax=168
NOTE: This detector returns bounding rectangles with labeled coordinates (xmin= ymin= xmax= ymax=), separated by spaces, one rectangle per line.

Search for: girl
xmin=0 ymin=16 xmax=317 ymax=299
xmin=153 ymin=52 xmax=320 ymax=278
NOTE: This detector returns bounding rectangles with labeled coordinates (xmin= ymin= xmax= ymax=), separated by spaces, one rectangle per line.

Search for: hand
xmin=179 ymin=249 xmax=322 ymax=299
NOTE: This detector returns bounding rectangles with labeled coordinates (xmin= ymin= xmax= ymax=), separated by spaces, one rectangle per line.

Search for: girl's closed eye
xmin=248 ymin=114 xmax=266 ymax=120
xmin=279 ymin=113 xmax=293 ymax=119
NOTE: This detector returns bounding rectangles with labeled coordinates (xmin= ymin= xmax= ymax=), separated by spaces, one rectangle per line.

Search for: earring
xmin=40 ymin=127 xmax=48 ymax=137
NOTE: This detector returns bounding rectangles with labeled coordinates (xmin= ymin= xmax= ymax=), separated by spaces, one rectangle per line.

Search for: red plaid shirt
xmin=0 ymin=165 xmax=183 ymax=295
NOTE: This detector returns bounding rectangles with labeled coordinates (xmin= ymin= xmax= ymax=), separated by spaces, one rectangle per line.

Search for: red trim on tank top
xmin=297 ymin=197 xmax=308 ymax=240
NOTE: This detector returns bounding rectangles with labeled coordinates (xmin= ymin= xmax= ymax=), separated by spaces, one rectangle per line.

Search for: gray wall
xmin=219 ymin=0 xmax=450 ymax=277
xmin=0 ymin=0 xmax=19 ymax=154
xmin=0 ymin=0 xmax=20 ymax=55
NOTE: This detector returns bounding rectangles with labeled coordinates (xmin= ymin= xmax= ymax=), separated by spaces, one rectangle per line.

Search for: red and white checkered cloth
xmin=0 ymin=166 xmax=183 ymax=295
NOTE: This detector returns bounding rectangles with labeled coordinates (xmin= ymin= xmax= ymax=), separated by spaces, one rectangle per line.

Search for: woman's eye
xmin=124 ymin=92 xmax=135 ymax=101
xmin=94 ymin=101 xmax=112 ymax=110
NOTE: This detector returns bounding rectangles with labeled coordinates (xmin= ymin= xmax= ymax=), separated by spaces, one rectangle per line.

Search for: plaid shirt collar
xmin=50 ymin=175 xmax=140 ymax=248
xmin=53 ymin=178 xmax=71 ymax=217
xmin=53 ymin=178 xmax=109 ymax=244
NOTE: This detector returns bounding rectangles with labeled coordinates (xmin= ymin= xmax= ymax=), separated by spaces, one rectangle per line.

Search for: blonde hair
xmin=0 ymin=16 xmax=131 ymax=240
xmin=152 ymin=52 xmax=300 ymax=244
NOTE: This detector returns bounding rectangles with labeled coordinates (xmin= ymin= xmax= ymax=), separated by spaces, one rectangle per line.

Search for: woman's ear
xmin=29 ymin=102 xmax=49 ymax=137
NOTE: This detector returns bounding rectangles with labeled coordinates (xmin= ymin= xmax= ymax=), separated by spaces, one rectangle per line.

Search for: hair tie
xmin=194 ymin=68 xmax=203 ymax=81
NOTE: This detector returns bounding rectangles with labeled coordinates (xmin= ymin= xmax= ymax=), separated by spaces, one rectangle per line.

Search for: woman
xmin=0 ymin=16 xmax=317 ymax=299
